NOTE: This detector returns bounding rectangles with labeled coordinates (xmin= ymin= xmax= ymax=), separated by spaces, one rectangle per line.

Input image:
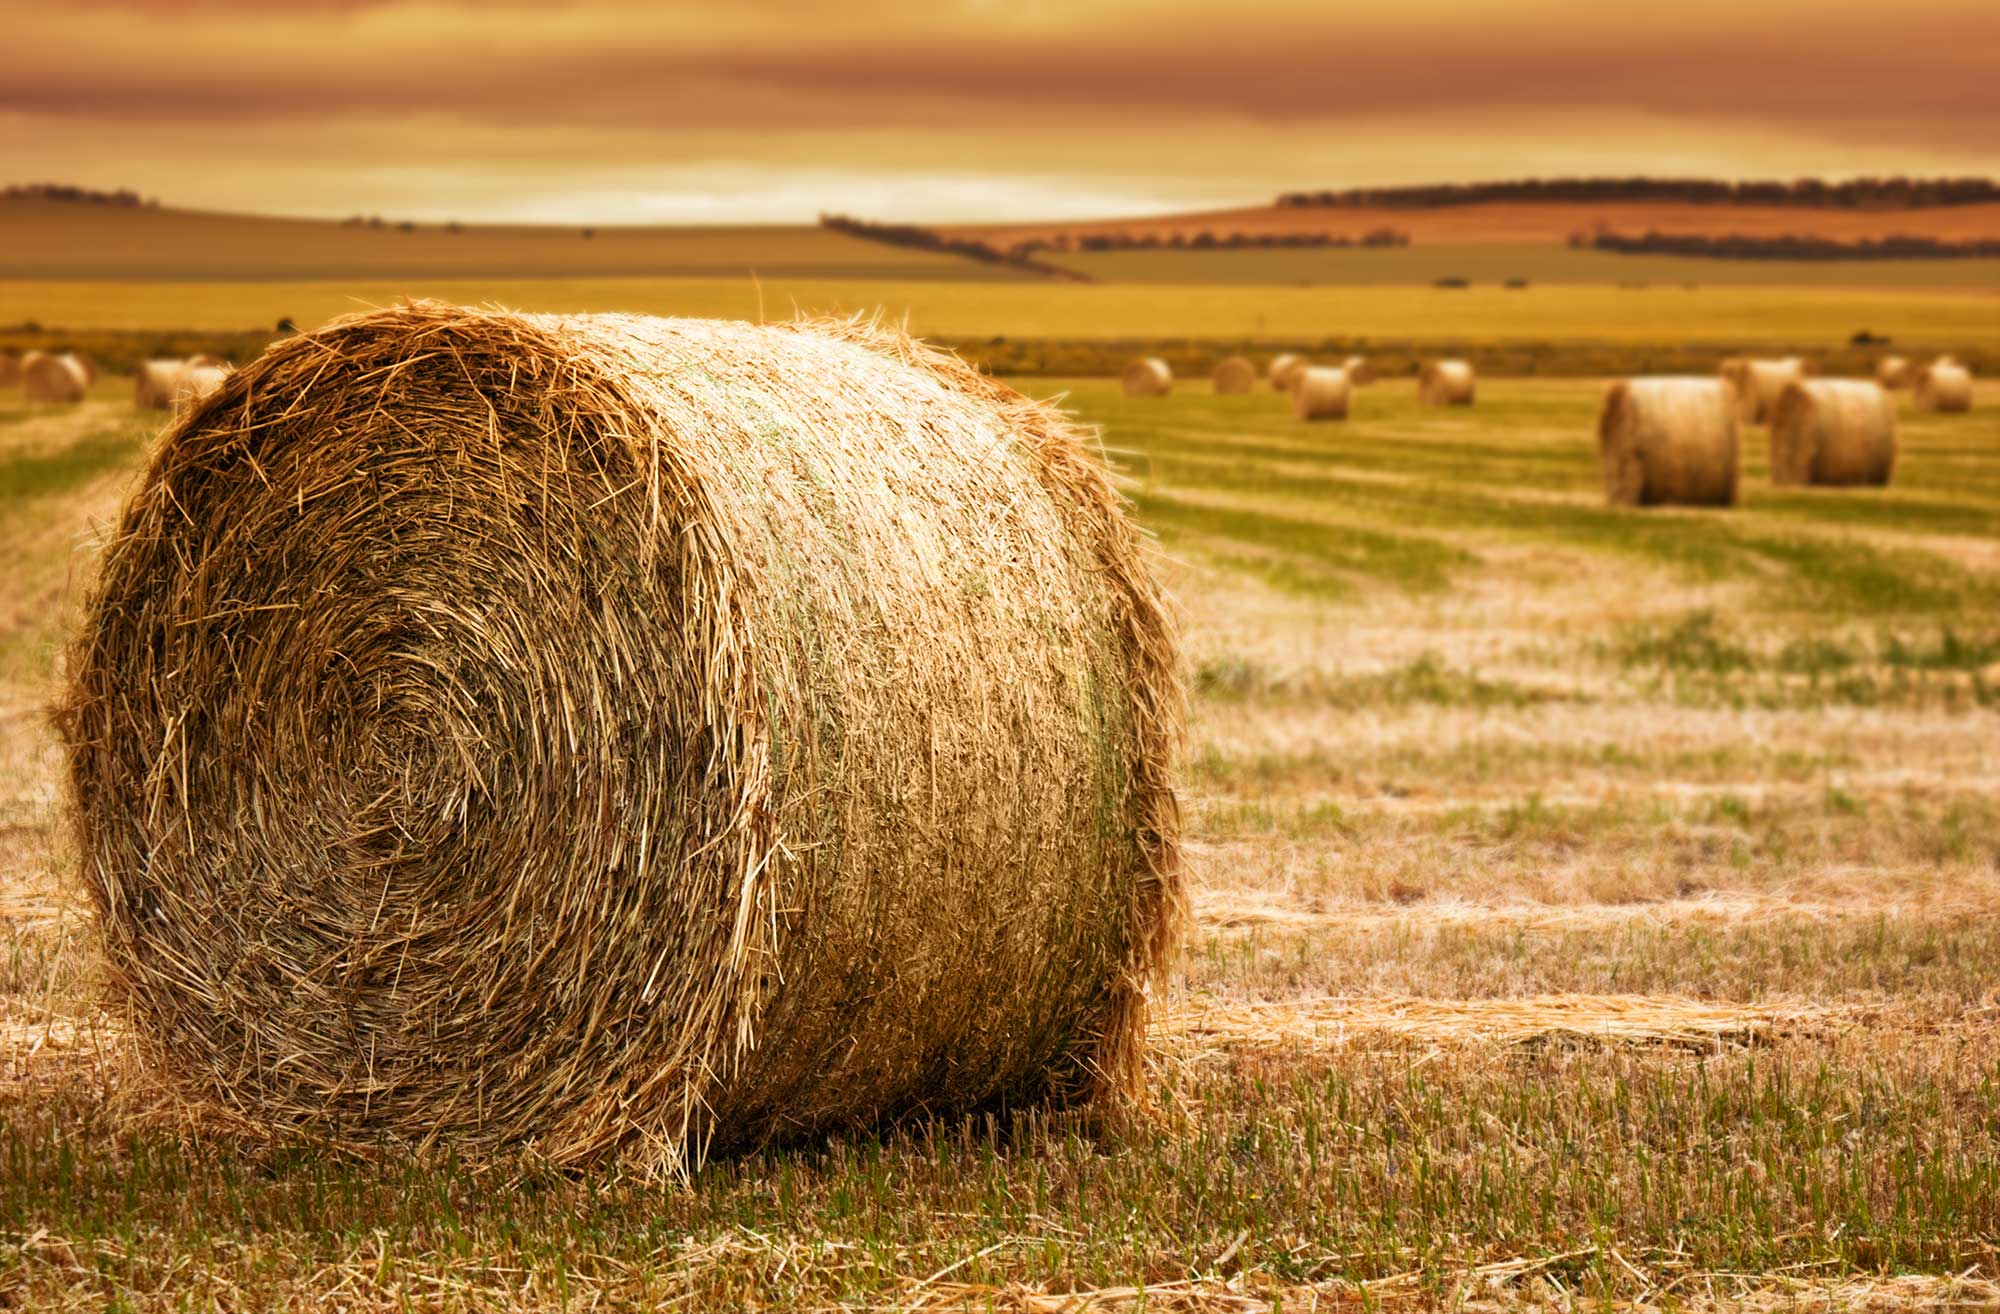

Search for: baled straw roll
xmin=1339 ymin=355 xmax=1375 ymax=385
xmin=1769 ymin=380 xmax=1896 ymax=486
xmin=23 ymin=351 xmax=88 ymax=402
xmin=1913 ymin=361 xmax=1973 ymax=413
xmin=1418 ymin=360 xmax=1475 ymax=406
xmin=1122 ymin=356 xmax=1173 ymax=397
xmin=1729 ymin=358 xmax=1804 ymax=424
xmin=1268 ymin=353 xmax=1304 ymax=390
xmin=1291 ymin=365 xmax=1350 ymax=421
xmin=59 ymin=303 xmax=1184 ymax=1172
xmin=1875 ymin=356 xmax=1910 ymax=389
xmin=1597 ymin=378 xmax=1739 ymax=507
xmin=1211 ymin=356 xmax=1256 ymax=394
xmin=134 ymin=359 xmax=189 ymax=409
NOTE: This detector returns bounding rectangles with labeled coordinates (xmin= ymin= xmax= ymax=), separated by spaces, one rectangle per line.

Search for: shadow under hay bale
xmin=58 ymin=302 xmax=1185 ymax=1173
xmin=1418 ymin=360 xmax=1475 ymax=406
xmin=1597 ymin=378 xmax=1739 ymax=508
xmin=1770 ymin=380 xmax=1897 ymax=487
xmin=1210 ymin=355 xmax=1256 ymax=394
xmin=1291 ymin=365 xmax=1350 ymax=421
xmin=1121 ymin=356 xmax=1172 ymax=397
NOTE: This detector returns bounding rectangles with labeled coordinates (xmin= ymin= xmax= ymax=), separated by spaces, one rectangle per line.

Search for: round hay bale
xmin=0 ymin=351 xmax=20 ymax=388
xmin=1914 ymin=361 xmax=1973 ymax=413
xmin=175 ymin=363 xmax=232 ymax=407
xmin=1339 ymin=355 xmax=1375 ymax=386
xmin=1418 ymin=360 xmax=1475 ymax=406
xmin=1728 ymin=358 xmax=1804 ymax=424
xmin=1875 ymin=355 xmax=1910 ymax=389
xmin=58 ymin=303 xmax=1185 ymax=1171
xmin=1211 ymin=355 xmax=1256 ymax=394
xmin=69 ymin=353 xmax=98 ymax=387
xmin=1122 ymin=356 xmax=1172 ymax=397
xmin=1291 ymin=365 xmax=1350 ymax=421
xmin=23 ymin=351 xmax=88 ymax=403
xmin=186 ymin=352 xmax=230 ymax=369
xmin=134 ymin=359 xmax=189 ymax=410
xmin=1769 ymin=380 xmax=1896 ymax=487
xmin=1268 ymin=353 xmax=1304 ymax=390
xmin=1597 ymin=378 xmax=1739 ymax=507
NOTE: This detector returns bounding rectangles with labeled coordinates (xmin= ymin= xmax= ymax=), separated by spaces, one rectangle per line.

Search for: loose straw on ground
xmin=1597 ymin=377 xmax=1739 ymax=507
xmin=59 ymin=302 xmax=1185 ymax=1174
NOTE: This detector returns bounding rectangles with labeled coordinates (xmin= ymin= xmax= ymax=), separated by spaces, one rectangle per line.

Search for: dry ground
xmin=1 ymin=374 xmax=1998 ymax=1310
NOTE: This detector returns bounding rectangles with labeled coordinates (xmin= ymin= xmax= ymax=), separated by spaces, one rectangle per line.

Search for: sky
xmin=4 ymin=0 xmax=1998 ymax=225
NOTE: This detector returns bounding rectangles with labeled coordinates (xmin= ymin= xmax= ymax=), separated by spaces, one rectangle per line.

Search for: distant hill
xmin=0 ymin=197 xmax=1037 ymax=282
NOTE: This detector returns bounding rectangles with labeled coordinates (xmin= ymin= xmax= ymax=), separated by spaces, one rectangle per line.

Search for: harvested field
xmin=4 ymin=372 xmax=1999 ymax=1308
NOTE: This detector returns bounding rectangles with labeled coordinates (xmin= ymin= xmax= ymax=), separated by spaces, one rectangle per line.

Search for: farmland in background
xmin=3 ymin=375 xmax=1997 ymax=1307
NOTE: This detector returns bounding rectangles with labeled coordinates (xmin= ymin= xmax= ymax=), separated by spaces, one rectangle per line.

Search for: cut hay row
xmin=1210 ymin=355 xmax=1256 ymax=394
xmin=1290 ymin=365 xmax=1350 ymax=421
xmin=59 ymin=302 xmax=1184 ymax=1173
xmin=1266 ymin=353 xmax=1303 ymax=391
xmin=1725 ymin=357 xmax=1805 ymax=424
xmin=1160 ymin=993 xmax=1832 ymax=1054
xmin=1914 ymin=359 xmax=1974 ymax=413
xmin=1770 ymin=380 xmax=1897 ymax=486
xmin=1597 ymin=377 xmax=1739 ymax=507
xmin=1417 ymin=359 xmax=1475 ymax=406
xmin=22 ymin=351 xmax=90 ymax=403
xmin=1122 ymin=356 xmax=1173 ymax=397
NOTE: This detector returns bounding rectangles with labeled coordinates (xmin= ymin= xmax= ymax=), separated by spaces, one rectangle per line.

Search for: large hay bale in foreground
xmin=1268 ymin=353 xmax=1303 ymax=390
xmin=134 ymin=359 xmax=188 ymax=409
xmin=1122 ymin=356 xmax=1173 ymax=397
xmin=1597 ymin=378 xmax=1739 ymax=507
xmin=1211 ymin=355 xmax=1256 ymax=394
xmin=1914 ymin=360 xmax=1974 ymax=413
xmin=1875 ymin=356 xmax=1910 ymax=389
xmin=59 ymin=304 xmax=1184 ymax=1171
xmin=1291 ymin=365 xmax=1350 ymax=421
xmin=23 ymin=351 xmax=88 ymax=403
xmin=1339 ymin=355 xmax=1376 ymax=385
xmin=1770 ymin=380 xmax=1896 ymax=486
xmin=1728 ymin=358 xmax=1805 ymax=424
xmin=1418 ymin=360 xmax=1475 ymax=406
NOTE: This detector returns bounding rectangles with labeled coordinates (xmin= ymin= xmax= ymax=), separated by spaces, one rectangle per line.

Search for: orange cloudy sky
xmin=5 ymin=0 xmax=1998 ymax=223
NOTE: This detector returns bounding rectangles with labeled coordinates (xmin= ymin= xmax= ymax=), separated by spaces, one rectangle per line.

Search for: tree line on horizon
xmin=1278 ymin=176 xmax=2000 ymax=210
xmin=1585 ymin=228 xmax=2000 ymax=260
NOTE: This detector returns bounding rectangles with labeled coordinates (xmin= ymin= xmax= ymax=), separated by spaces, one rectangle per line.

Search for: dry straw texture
xmin=1417 ymin=360 xmax=1475 ymax=406
xmin=132 ymin=358 xmax=187 ymax=409
xmin=1875 ymin=355 xmax=1910 ymax=389
xmin=1597 ymin=378 xmax=1739 ymax=507
xmin=1290 ymin=365 xmax=1350 ymax=421
xmin=1210 ymin=356 xmax=1256 ymax=394
xmin=1727 ymin=358 xmax=1805 ymax=424
xmin=59 ymin=301 xmax=1185 ymax=1173
xmin=1914 ymin=360 xmax=1974 ymax=413
xmin=1339 ymin=355 xmax=1375 ymax=386
xmin=23 ymin=351 xmax=88 ymax=403
xmin=1770 ymin=380 xmax=1897 ymax=487
xmin=1266 ymin=353 xmax=1303 ymax=391
xmin=1121 ymin=356 xmax=1172 ymax=397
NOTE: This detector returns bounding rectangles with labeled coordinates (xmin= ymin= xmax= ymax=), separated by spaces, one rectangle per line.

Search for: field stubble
xmin=1 ymin=377 xmax=1998 ymax=1308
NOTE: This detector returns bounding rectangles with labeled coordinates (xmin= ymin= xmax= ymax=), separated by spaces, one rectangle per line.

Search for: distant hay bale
xmin=1726 ymin=358 xmax=1805 ymax=424
xmin=1597 ymin=378 xmax=1739 ymax=507
xmin=69 ymin=353 xmax=98 ymax=387
xmin=1211 ymin=356 xmax=1256 ymax=394
xmin=23 ymin=351 xmax=89 ymax=403
xmin=1339 ymin=355 xmax=1376 ymax=385
xmin=1291 ymin=365 xmax=1350 ymax=421
xmin=1913 ymin=360 xmax=1974 ymax=413
xmin=1769 ymin=380 xmax=1897 ymax=487
xmin=1122 ymin=356 xmax=1173 ymax=397
xmin=176 ymin=363 xmax=231 ymax=406
xmin=1268 ymin=353 xmax=1304 ymax=390
xmin=1418 ymin=360 xmax=1475 ymax=406
xmin=134 ymin=359 xmax=189 ymax=409
xmin=186 ymin=352 xmax=230 ymax=369
xmin=58 ymin=303 xmax=1184 ymax=1172
xmin=0 ymin=352 xmax=20 ymax=387
xmin=1875 ymin=356 xmax=1910 ymax=389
